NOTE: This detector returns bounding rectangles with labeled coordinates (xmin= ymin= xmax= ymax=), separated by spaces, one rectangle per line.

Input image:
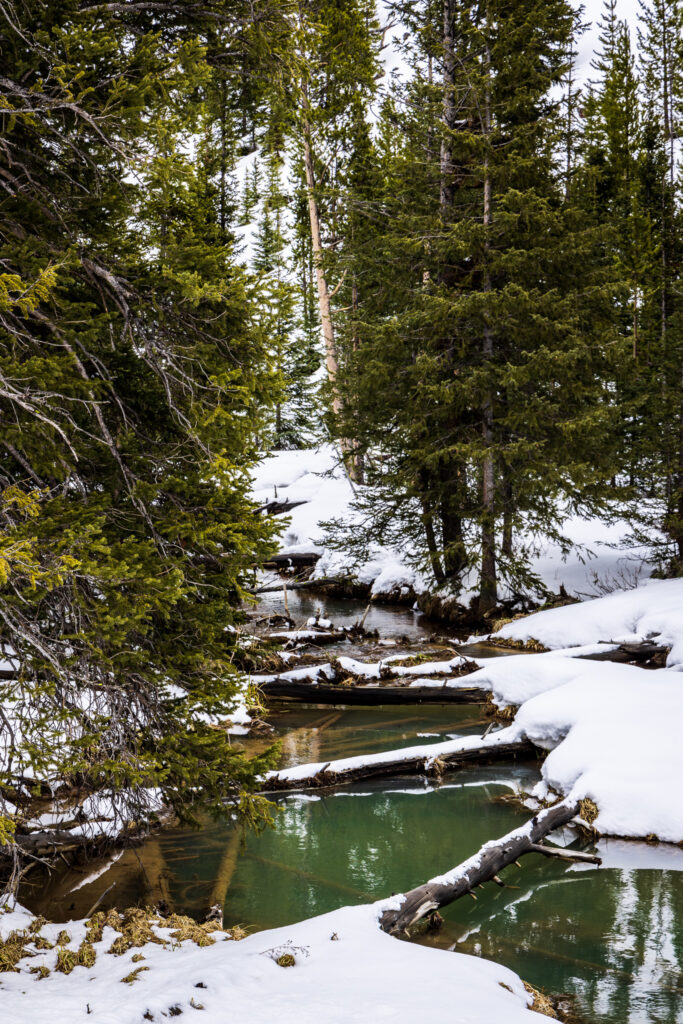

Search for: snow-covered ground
xmin=477 ymin=576 xmax=683 ymax=668
xmin=252 ymin=445 xmax=653 ymax=601
xmin=0 ymin=900 xmax=548 ymax=1023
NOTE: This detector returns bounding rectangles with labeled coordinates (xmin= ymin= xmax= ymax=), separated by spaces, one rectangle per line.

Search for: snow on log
xmin=379 ymin=800 xmax=580 ymax=935
xmin=262 ymin=731 xmax=536 ymax=792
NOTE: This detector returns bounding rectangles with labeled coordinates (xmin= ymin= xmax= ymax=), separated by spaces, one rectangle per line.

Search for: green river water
xmin=25 ymin=595 xmax=683 ymax=1024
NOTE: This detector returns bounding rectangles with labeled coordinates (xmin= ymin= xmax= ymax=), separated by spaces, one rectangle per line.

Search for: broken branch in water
xmin=378 ymin=800 xmax=581 ymax=935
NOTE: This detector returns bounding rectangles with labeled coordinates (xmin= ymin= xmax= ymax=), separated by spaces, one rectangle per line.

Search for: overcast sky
xmin=577 ymin=0 xmax=643 ymax=78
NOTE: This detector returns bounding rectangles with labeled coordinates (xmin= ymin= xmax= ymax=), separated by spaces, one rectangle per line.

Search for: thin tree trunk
xmin=480 ymin=14 xmax=497 ymax=613
xmin=300 ymin=86 xmax=359 ymax=481
xmin=436 ymin=0 xmax=467 ymax=585
xmin=302 ymin=119 xmax=339 ymax=413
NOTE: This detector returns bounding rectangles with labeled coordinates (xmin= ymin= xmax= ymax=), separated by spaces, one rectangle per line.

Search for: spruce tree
xmin=0 ymin=0 xmax=286 ymax=872
xmin=335 ymin=0 xmax=618 ymax=611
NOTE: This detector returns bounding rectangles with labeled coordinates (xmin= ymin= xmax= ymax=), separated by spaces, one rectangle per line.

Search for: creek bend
xmin=23 ymin=596 xmax=683 ymax=1024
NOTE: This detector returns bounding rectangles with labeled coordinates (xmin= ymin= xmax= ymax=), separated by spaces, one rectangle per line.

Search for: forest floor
xmin=251 ymin=445 xmax=655 ymax=607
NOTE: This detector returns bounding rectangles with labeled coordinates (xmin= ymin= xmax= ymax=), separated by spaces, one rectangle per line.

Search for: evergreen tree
xmin=635 ymin=0 xmax=683 ymax=568
xmin=0 ymin=0 xmax=287 ymax=872
xmin=335 ymin=0 xmax=618 ymax=611
xmin=253 ymin=150 xmax=319 ymax=447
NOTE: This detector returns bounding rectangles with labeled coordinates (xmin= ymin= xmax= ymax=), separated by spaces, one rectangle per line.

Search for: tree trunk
xmin=480 ymin=15 xmax=497 ymax=613
xmin=258 ymin=678 xmax=491 ymax=708
xmin=436 ymin=0 xmax=467 ymax=585
xmin=379 ymin=800 xmax=580 ymax=934
xmin=263 ymin=735 xmax=534 ymax=791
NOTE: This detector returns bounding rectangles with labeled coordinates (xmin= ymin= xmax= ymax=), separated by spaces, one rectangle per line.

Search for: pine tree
xmin=0 ymin=0 xmax=287 ymax=872
xmin=636 ymin=0 xmax=683 ymax=568
xmin=335 ymin=0 xmax=619 ymax=611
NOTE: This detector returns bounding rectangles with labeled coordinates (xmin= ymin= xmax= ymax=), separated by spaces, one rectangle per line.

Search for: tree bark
xmin=379 ymin=800 xmax=580 ymax=934
xmin=258 ymin=677 xmax=491 ymax=707
xmin=263 ymin=736 xmax=535 ymax=791
xmin=479 ymin=9 xmax=497 ymax=613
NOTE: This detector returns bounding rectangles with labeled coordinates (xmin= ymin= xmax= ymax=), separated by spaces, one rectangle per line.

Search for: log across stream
xmin=20 ymin=596 xmax=683 ymax=1024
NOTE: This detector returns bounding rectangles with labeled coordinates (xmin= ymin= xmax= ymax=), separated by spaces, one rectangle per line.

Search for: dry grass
xmin=120 ymin=964 xmax=150 ymax=984
xmin=578 ymin=798 xmax=599 ymax=825
xmin=0 ymin=930 xmax=31 ymax=973
xmin=485 ymin=694 xmax=519 ymax=722
xmin=523 ymin=981 xmax=558 ymax=1018
xmin=488 ymin=636 xmax=548 ymax=653
xmin=55 ymin=948 xmax=78 ymax=975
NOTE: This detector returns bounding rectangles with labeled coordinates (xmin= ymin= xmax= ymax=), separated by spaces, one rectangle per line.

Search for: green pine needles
xmin=0 ymin=0 xmax=286 ymax=876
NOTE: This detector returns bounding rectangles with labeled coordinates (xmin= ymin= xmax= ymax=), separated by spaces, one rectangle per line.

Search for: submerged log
xmin=262 ymin=736 xmax=536 ymax=792
xmin=527 ymin=842 xmax=601 ymax=865
xmin=379 ymin=800 xmax=581 ymax=934
xmin=258 ymin=678 xmax=490 ymax=707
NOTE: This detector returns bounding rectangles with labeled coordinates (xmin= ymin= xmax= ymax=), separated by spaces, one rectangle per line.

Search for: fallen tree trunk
xmin=263 ymin=552 xmax=320 ymax=570
xmin=262 ymin=736 xmax=536 ymax=792
xmin=379 ymin=800 xmax=580 ymax=934
xmin=257 ymin=499 xmax=309 ymax=515
xmin=579 ymin=641 xmax=669 ymax=668
xmin=254 ymin=577 xmax=352 ymax=595
xmin=267 ymin=631 xmax=355 ymax=646
xmin=258 ymin=678 xmax=490 ymax=707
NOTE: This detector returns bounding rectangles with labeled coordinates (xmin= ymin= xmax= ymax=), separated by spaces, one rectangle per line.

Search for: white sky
xmin=577 ymin=0 xmax=642 ymax=78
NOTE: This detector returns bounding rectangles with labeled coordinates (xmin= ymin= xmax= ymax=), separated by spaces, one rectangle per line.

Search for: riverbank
xmin=251 ymin=445 xmax=654 ymax=614
xmin=5 ymin=582 xmax=683 ymax=1023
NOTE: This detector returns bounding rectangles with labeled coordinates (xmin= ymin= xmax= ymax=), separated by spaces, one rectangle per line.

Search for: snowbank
xmin=482 ymin=577 xmax=683 ymax=669
xmin=252 ymin=447 xmax=652 ymax=601
xmin=0 ymin=901 xmax=545 ymax=1023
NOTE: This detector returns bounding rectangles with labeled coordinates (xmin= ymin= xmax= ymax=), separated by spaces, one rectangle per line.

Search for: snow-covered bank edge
xmin=252 ymin=445 xmax=655 ymax=613
xmin=0 ymin=894 xmax=555 ymax=1023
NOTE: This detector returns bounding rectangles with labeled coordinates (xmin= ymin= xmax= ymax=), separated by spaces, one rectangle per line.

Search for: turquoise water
xmin=25 ymin=599 xmax=683 ymax=1024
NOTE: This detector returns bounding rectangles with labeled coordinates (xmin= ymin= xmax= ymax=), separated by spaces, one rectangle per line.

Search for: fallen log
xmin=263 ymin=552 xmax=320 ymax=570
xmin=379 ymin=800 xmax=580 ymax=934
xmin=262 ymin=735 xmax=536 ymax=792
xmin=258 ymin=678 xmax=491 ymax=707
xmin=267 ymin=630 xmax=353 ymax=646
xmin=527 ymin=842 xmax=601 ymax=865
xmin=254 ymin=576 xmax=352 ymax=595
xmin=257 ymin=499 xmax=309 ymax=515
xmin=579 ymin=641 xmax=669 ymax=667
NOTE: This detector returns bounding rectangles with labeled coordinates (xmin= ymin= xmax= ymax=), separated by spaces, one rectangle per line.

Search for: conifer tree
xmin=336 ymin=0 xmax=618 ymax=611
xmin=0 ymin=0 xmax=288 ymax=873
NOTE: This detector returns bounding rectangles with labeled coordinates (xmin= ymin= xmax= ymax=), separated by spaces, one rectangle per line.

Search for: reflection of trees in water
xmin=455 ymin=867 xmax=683 ymax=1024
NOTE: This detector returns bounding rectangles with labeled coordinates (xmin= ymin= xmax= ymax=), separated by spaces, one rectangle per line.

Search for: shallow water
xmin=24 ymin=597 xmax=683 ymax=1024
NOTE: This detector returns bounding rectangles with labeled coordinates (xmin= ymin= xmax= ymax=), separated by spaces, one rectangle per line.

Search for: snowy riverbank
xmin=0 ymin=898 xmax=551 ymax=1023
xmin=252 ymin=445 xmax=654 ymax=604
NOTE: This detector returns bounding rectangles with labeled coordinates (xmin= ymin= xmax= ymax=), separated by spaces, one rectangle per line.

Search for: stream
xmin=23 ymin=594 xmax=683 ymax=1024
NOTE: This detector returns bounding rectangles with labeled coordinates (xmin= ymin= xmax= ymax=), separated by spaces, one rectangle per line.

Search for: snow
xmin=0 ymin=900 xmax=545 ymax=1023
xmin=481 ymin=577 xmax=683 ymax=669
xmin=252 ymin=447 xmax=654 ymax=600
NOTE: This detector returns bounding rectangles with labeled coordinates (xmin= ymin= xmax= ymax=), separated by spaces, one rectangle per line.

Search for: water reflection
xmin=25 ymin=768 xmax=683 ymax=1024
